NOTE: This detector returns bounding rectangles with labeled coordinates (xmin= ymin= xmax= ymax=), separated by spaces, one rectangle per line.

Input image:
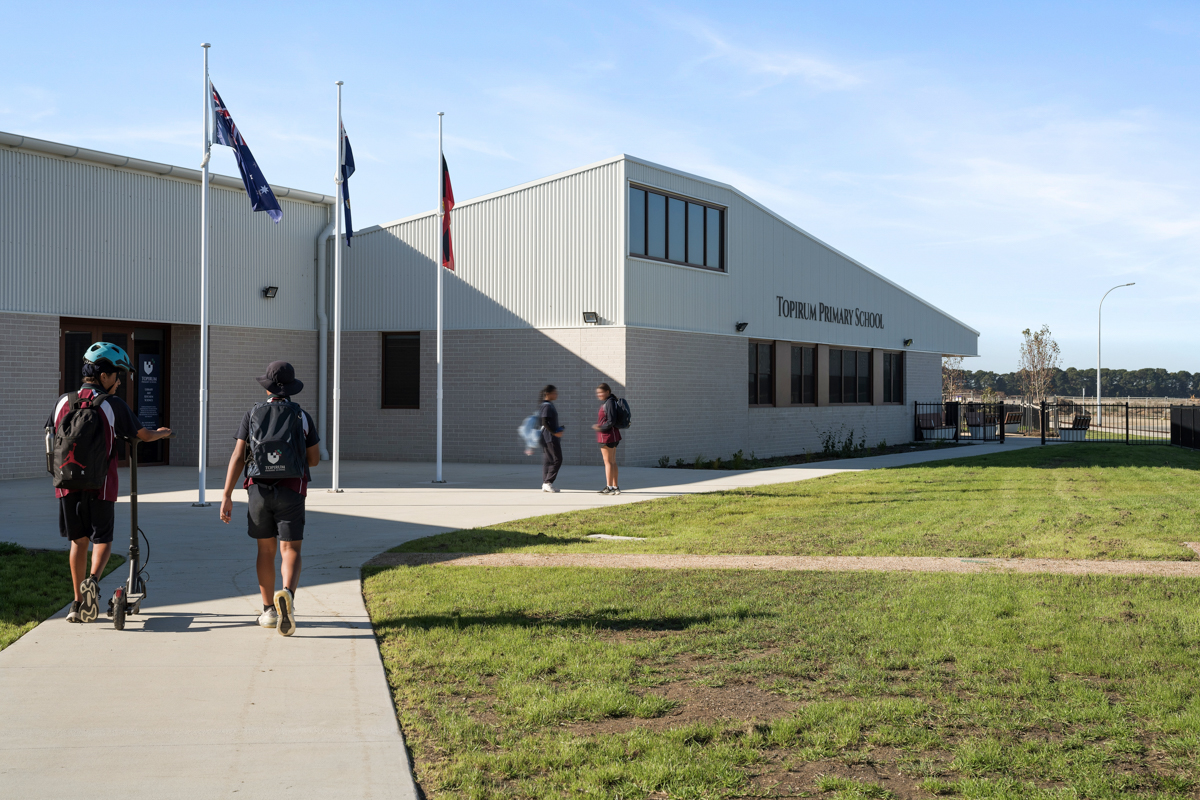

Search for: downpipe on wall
xmin=315 ymin=211 xmax=334 ymax=460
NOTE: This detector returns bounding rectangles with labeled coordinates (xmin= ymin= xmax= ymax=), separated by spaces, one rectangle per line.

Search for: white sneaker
xmin=542 ymin=483 xmax=560 ymax=493
xmin=257 ymin=607 xmax=278 ymax=628
xmin=274 ymin=588 xmax=296 ymax=637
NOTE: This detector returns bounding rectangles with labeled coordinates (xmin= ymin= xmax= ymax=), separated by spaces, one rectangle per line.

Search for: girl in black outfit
xmin=539 ymin=385 xmax=563 ymax=492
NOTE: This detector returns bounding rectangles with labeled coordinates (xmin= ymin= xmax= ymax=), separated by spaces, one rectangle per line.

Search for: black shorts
xmin=602 ymin=442 xmax=619 ymax=449
xmin=59 ymin=493 xmax=115 ymax=545
xmin=247 ymin=483 xmax=306 ymax=542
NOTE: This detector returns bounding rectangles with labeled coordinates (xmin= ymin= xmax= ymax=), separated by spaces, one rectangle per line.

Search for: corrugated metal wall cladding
xmin=343 ymin=161 xmax=624 ymax=331
xmin=624 ymin=162 xmax=978 ymax=356
xmin=1 ymin=147 xmax=327 ymax=330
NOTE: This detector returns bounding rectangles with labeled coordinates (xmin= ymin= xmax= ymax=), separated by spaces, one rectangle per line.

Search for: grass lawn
xmin=0 ymin=542 xmax=124 ymax=650
xmin=392 ymin=445 xmax=1200 ymax=562
xmin=364 ymin=565 xmax=1200 ymax=799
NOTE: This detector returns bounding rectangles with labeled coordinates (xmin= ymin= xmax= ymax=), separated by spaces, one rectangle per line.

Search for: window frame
xmin=748 ymin=340 xmax=775 ymax=407
xmin=882 ymin=351 xmax=905 ymax=405
xmin=628 ymin=183 xmax=726 ymax=272
xmin=380 ymin=331 xmax=421 ymax=409
xmin=828 ymin=347 xmax=873 ymax=406
xmin=790 ymin=344 xmax=816 ymax=406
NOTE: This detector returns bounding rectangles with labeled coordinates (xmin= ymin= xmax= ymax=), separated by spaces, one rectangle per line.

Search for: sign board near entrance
xmin=138 ymin=354 xmax=160 ymax=429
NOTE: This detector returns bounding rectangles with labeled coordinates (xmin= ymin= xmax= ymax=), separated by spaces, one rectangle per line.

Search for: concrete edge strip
xmin=366 ymin=552 xmax=1200 ymax=577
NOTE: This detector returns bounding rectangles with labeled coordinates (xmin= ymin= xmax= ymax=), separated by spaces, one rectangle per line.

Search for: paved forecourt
xmin=0 ymin=439 xmax=1043 ymax=799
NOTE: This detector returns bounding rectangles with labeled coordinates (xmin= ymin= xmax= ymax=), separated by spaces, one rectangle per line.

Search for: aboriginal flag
xmin=440 ymin=155 xmax=454 ymax=270
xmin=210 ymin=83 xmax=282 ymax=223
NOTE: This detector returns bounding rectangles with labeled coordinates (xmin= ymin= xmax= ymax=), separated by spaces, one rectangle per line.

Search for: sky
xmin=3 ymin=1 xmax=1197 ymax=373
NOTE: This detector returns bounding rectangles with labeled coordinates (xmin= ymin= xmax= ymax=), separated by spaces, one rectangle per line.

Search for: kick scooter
xmin=108 ymin=432 xmax=172 ymax=630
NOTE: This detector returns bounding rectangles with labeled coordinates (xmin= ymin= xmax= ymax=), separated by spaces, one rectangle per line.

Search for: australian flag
xmin=340 ymin=123 xmax=355 ymax=246
xmin=210 ymin=84 xmax=282 ymax=224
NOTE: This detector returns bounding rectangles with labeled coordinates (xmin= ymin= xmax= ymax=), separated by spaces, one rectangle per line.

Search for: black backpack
xmin=51 ymin=392 xmax=115 ymax=491
xmin=245 ymin=400 xmax=307 ymax=480
xmin=612 ymin=397 xmax=632 ymax=430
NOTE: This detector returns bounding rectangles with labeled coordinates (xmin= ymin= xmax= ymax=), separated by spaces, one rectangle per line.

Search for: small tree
xmin=942 ymin=356 xmax=965 ymax=400
xmin=1018 ymin=325 xmax=1061 ymax=402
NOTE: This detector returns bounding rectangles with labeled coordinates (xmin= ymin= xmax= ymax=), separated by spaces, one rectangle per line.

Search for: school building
xmin=0 ymin=129 xmax=978 ymax=480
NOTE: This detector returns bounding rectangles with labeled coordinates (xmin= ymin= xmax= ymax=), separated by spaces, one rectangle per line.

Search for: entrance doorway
xmin=60 ymin=319 xmax=171 ymax=466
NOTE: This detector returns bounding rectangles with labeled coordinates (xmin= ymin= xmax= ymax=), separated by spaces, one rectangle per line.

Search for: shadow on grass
xmin=371 ymin=609 xmax=771 ymax=635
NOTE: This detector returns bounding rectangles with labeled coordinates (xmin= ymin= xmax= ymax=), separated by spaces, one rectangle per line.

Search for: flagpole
xmin=331 ymin=81 xmax=345 ymax=493
xmin=435 ymin=112 xmax=445 ymax=484
xmin=193 ymin=42 xmax=212 ymax=508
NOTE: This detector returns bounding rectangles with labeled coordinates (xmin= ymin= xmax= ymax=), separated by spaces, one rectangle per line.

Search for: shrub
xmin=657 ymin=455 xmax=670 ymax=468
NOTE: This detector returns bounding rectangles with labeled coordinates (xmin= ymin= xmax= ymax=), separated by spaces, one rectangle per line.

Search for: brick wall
xmin=330 ymin=327 xmax=627 ymax=466
xmin=906 ymin=350 xmax=942 ymax=403
xmin=623 ymin=329 xmax=935 ymax=466
xmin=1 ymin=312 xmax=60 ymax=479
xmin=206 ymin=327 xmax=318 ymax=467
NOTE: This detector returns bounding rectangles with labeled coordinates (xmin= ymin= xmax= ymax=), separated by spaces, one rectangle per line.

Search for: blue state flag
xmin=340 ymin=124 xmax=355 ymax=245
xmin=210 ymin=84 xmax=282 ymax=223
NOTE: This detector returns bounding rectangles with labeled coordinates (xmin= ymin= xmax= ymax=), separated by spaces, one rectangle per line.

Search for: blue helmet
xmin=84 ymin=342 xmax=133 ymax=374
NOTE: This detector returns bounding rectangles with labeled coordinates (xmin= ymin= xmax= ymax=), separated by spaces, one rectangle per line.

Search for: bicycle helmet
xmin=84 ymin=342 xmax=133 ymax=374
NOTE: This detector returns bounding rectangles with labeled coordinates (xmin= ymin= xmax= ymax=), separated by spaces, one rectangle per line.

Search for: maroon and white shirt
xmin=48 ymin=386 xmax=141 ymax=502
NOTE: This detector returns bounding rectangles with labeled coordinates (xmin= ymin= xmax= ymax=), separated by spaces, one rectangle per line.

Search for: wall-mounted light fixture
xmin=262 ymin=286 xmax=279 ymax=299
xmin=735 ymin=322 xmax=749 ymax=332
xmin=903 ymin=338 xmax=913 ymax=348
xmin=582 ymin=311 xmax=599 ymax=324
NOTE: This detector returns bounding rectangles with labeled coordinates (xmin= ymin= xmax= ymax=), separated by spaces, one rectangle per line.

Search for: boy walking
xmin=219 ymin=361 xmax=320 ymax=636
xmin=47 ymin=343 xmax=172 ymax=623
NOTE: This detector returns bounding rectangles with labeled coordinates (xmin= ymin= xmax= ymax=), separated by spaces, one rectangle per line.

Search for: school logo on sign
xmin=144 ymin=361 xmax=154 ymax=375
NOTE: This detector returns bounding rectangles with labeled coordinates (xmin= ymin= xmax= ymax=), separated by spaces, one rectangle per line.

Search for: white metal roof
xmin=0 ymin=130 xmax=334 ymax=206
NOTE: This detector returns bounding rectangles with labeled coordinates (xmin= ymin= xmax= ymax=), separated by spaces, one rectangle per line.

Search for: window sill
xmin=627 ymin=255 xmax=728 ymax=274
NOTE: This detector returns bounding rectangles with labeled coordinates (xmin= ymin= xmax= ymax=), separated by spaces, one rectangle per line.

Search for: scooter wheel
xmin=113 ymin=590 xmax=127 ymax=631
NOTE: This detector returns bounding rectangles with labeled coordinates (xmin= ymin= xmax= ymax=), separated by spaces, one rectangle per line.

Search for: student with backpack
xmin=46 ymin=343 xmax=172 ymax=623
xmin=538 ymin=385 xmax=564 ymax=492
xmin=592 ymin=382 xmax=630 ymax=495
xmin=218 ymin=361 xmax=320 ymax=636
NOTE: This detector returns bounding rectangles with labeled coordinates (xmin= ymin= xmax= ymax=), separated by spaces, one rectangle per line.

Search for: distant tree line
xmin=960 ymin=367 xmax=1200 ymax=398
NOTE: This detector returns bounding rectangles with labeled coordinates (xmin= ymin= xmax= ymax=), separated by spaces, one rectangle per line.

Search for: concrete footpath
xmin=0 ymin=440 xmax=1041 ymax=799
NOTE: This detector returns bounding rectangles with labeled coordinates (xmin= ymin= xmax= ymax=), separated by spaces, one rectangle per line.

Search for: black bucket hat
xmin=257 ymin=361 xmax=304 ymax=396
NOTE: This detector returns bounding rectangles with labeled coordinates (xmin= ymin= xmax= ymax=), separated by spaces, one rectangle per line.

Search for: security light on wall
xmin=735 ymin=322 xmax=749 ymax=332
xmin=262 ymin=286 xmax=279 ymax=299
xmin=903 ymin=338 xmax=913 ymax=347
xmin=582 ymin=311 xmax=600 ymax=324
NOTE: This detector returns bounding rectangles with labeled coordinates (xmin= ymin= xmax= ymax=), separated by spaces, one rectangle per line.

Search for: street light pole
xmin=1098 ymin=282 xmax=1135 ymax=429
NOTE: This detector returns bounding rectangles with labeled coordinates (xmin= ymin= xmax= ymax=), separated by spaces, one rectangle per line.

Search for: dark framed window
xmin=749 ymin=341 xmax=774 ymax=406
xmin=629 ymin=185 xmax=724 ymax=271
xmin=829 ymin=348 xmax=871 ymax=404
xmin=382 ymin=332 xmax=420 ymax=408
xmin=883 ymin=352 xmax=904 ymax=404
xmin=791 ymin=345 xmax=814 ymax=405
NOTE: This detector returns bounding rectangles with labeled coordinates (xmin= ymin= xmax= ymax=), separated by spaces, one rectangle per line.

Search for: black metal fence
xmin=914 ymin=401 xmax=1007 ymax=442
xmin=1172 ymin=406 xmax=1200 ymax=450
xmin=918 ymin=400 xmax=1178 ymax=445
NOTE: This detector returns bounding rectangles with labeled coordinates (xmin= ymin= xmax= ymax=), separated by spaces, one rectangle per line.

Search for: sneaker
xmin=610 ymin=486 xmax=621 ymax=496
xmin=598 ymin=486 xmax=613 ymax=495
xmin=79 ymin=577 xmax=99 ymax=623
xmin=542 ymin=483 xmax=560 ymax=493
xmin=274 ymin=588 xmax=296 ymax=637
xmin=257 ymin=607 xmax=278 ymax=628
xmin=66 ymin=601 xmax=82 ymax=623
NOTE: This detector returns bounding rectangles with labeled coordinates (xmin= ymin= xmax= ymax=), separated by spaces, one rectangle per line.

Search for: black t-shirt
xmin=234 ymin=398 xmax=320 ymax=495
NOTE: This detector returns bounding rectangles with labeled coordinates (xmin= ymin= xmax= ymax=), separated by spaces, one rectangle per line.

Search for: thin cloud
xmin=669 ymin=14 xmax=862 ymax=90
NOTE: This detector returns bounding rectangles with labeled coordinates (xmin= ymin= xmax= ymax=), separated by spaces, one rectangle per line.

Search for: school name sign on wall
xmin=776 ymin=296 xmax=884 ymax=329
